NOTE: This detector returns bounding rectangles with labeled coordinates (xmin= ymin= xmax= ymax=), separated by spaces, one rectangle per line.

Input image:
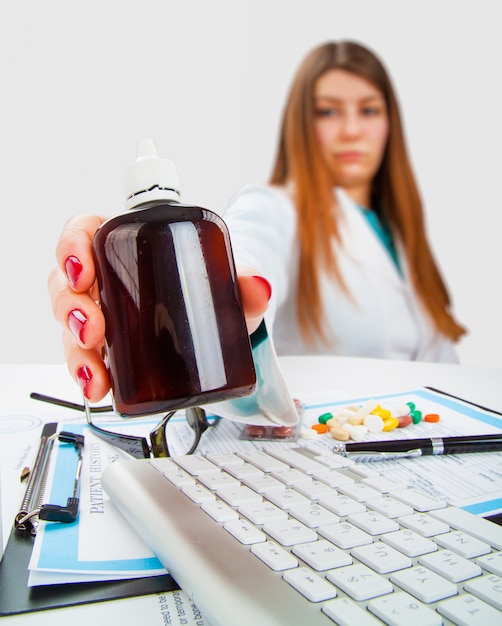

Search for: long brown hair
xmin=270 ymin=40 xmax=466 ymax=345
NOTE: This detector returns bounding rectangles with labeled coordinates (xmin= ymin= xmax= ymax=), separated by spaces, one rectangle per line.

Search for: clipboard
xmin=0 ymin=526 xmax=179 ymax=615
xmin=0 ymin=423 xmax=180 ymax=615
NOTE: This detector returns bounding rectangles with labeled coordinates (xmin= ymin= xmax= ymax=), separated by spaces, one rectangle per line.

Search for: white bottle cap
xmin=124 ymin=138 xmax=181 ymax=209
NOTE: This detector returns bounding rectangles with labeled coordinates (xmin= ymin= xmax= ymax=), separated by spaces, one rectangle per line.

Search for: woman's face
xmin=314 ymin=69 xmax=389 ymax=205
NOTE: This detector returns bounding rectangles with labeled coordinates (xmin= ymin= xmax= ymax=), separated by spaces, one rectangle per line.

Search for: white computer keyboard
xmin=101 ymin=447 xmax=502 ymax=626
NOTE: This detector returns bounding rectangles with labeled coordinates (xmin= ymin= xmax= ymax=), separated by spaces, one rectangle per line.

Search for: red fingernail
xmin=65 ymin=255 xmax=83 ymax=289
xmin=77 ymin=365 xmax=92 ymax=398
xmin=252 ymin=275 xmax=272 ymax=301
xmin=68 ymin=309 xmax=88 ymax=343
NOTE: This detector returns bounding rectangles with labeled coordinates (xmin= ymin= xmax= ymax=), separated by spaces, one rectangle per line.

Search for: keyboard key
xmin=381 ymin=528 xmax=438 ymax=557
xmin=241 ymin=474 xmax=285 ymax=493
xmin=306 ymin=449 xmax=355 ymax=469
xmin=326 ymin=563 xmax=393 ymax=601
xmin=435 ymin=530 xmax=491 ymax=558
xmin=173 ymin=455 xmax=219 ymax=475
xmin=237 ymin=501 xmax=288 ymax=525
xmin=263 ymin=518 xmax=318 ymax=546
xmin=197 ymin=471 xmax=240 ymax=490
xmin=149 ymin=457 xmax=179 ymax=474
xmin=366 ymin=496 xmax=414 ymax=518
xmin=271 ymin=468 xmax=313 ymax=486
xmin=294 ymin=479 xmax=336 ymax=499
xmin=347 ymin=510 xmax=400 ymax=535
xmin=200 ymin=499 xmax=239 ymax=523
xmin=225 ymin=462 xmax=264 ymax=479
xmin=292 ymin=539 xmax=352 ymax=571
xmin=265 ymin=488 xmax=311 ymax=510
xmin=165 ymin=469 xmax=196 ymax=487
xmin=283 ymin=567 xmax=337 ymax=602
xmin=323 ymin=596 xmax=381 ymax=625
xmin=367 ymin=590 xmax=442 ymax=625
xmin=438 ymin=593 xmax=502 ymax=624
xmin=319 ymin=521 xmax=372 ymax=549
xmin=347 ymin=464 xmax=381 ymax=478
xmin=289 ymin=503 xmax=340 ymax=528
xmin=267 ymin=448 xmax=328 ymax=474
xmin=181 ymin=483 xmax=216 ymax=503
xmin=465 ymin=573 xmax=502 ymax=610
xmin=216 ymin=484 xmax=262 ymax=506
xmin=419 ymin=549 xmax=482 ymax=582
xmin=251 ymin=541 xmax=298 ymax=571
xmin=238 ymin=450 xmax=288 ymax=472
xmin=223 ymin=519 xmax=266 ymax=545
xmin=319 ymin=494 xmax=366 ymax=516
xmin=390 ymin=565 xmax=457 ymax=603
xmin=337 ymin=482 xmax=382 ymax=502
xmin=205 ymin=453 xmax=244 ymax=467
xmin=397 ymin=512 xmax=449 ymax=537
xmin=351 ymin=541 xmax=411 ymax=574
xmin=478 ymin=550 xmax=502 ymax=575
xmin=312 ymin=468 xmax=355 ymax=488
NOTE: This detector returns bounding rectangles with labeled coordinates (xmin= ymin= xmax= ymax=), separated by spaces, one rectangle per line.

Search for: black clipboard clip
xmin=14 ymin=423 xmax=85 ymax=535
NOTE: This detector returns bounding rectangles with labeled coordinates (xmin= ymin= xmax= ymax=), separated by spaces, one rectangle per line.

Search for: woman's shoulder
xmin=227 ymin=182 xmax=293 ymax=207
xmin=223 ymin=183 xmax=296 ymax=225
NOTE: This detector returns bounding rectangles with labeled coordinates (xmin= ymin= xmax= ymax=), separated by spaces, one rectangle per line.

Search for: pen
xmin=332 ymin=433 xmax=502 ymax=462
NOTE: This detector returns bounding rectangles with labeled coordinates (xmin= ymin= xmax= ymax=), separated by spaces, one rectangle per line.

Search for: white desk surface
xmin=1 ymin=357 xmax=501 ymax=624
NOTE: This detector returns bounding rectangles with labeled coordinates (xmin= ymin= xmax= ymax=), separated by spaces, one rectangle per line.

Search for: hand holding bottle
xmin=48 ymin=214 xmax=271 ymax=404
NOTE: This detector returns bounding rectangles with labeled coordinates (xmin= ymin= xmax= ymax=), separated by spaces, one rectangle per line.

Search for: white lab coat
xmin=223 ymin=183 xmax=458 ymax=363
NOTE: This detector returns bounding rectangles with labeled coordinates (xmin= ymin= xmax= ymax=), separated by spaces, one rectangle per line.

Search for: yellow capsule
xmin=382 ymin=417 xmax=399 ymax=431
xmin=373 ymin=408 xmax=391 ymax=419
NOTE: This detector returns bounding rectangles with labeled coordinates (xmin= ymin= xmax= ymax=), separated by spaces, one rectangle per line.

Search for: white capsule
xmin=364 ymin=414 xmax=384 ymax=433
xmin=341 ymin=423 xmax=368 ymax=441
xmin=355 ymin=399 xmax=380 ymax=419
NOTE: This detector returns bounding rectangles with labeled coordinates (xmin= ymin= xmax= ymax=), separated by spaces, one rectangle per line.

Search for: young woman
xmin=49 ymin=40 xmax=465 ymax=402
xmin=224 ymin=40 xmax=465 ymax=360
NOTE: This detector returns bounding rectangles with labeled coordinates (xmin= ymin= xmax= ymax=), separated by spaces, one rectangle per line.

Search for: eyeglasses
xmin=30 ymin=392 xmax=220 ymax=459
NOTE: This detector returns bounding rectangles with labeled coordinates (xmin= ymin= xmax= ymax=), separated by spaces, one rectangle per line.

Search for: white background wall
xmin=1 ymin=0 xmax=501 ymax=368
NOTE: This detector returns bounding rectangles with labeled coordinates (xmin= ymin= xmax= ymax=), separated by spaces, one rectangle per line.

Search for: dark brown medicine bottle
xmin=92 ymin=139 xmax=256 ymax=416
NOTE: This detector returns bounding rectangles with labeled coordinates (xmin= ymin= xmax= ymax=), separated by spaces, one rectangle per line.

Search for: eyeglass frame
xmin=29 ymin=392 xmax=219 ymax=459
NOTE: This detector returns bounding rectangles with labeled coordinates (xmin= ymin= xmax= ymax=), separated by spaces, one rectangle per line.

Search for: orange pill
xmin=312 ymin=423 xmax=328 ymax=434
xmin=424 ymin=413 xmax=440 ymax=423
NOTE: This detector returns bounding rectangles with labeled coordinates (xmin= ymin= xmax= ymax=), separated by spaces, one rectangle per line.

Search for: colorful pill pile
xmin=306 ymin=399 xmax=441 ymax=442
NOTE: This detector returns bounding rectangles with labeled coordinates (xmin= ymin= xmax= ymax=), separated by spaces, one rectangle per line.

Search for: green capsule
xmin=406 ymin=401 xmax=416 ymax=412
xmin=318 ymin=412 xmax=334 ymax=424
xmin=410 ymin=409 xmax=422 ymax=424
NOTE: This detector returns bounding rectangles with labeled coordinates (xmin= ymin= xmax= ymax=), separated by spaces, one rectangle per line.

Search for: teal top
xmin=357 ymin=205 xmax=401 ymax=274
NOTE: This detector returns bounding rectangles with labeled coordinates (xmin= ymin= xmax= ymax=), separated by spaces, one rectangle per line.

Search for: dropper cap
xmin=124 ymin=138 xmax=181 ymax=209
